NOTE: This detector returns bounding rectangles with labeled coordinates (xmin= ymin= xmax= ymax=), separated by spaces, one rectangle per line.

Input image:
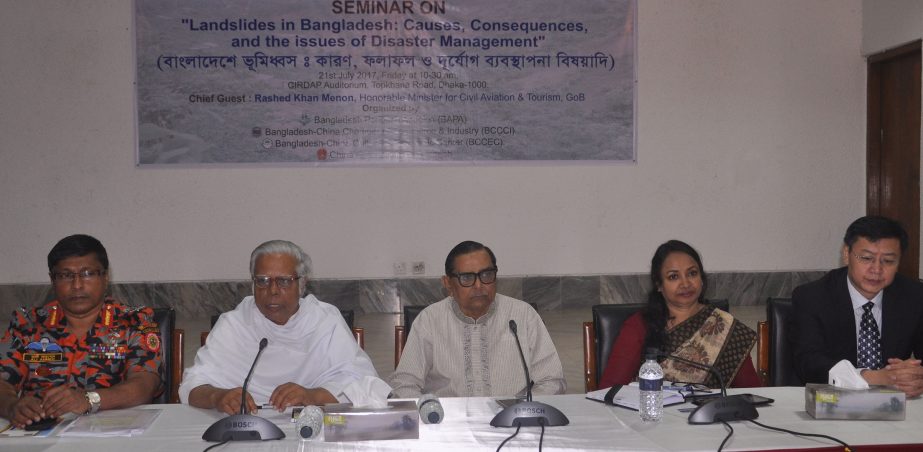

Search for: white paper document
xmin=586 ymin=383 xmax=685 ymax=410
xmin=59 ymin=408 xmax=161 ymax=437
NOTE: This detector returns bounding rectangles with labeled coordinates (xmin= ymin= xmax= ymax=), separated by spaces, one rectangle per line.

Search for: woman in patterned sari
xmin=599 ymin=240 xmax=761 ymax=389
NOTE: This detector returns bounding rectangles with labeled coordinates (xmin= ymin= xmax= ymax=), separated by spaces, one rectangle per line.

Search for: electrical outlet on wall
xmin=393 ymin=262 xmax=407 ymax=275
xmin=411 ymin=261 xmax=425 ymax=275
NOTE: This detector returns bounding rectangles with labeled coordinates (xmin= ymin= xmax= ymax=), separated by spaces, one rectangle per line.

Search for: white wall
xmin=0 ymin=0 xmax=866 ymax=284
xmin=862 ymin=0 xmax=923 ymax=55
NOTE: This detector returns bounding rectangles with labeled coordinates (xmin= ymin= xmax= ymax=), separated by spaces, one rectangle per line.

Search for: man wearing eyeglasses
xmin=179 ymin=240 xmax=379 ymax=414
xmin=0 ymin=235 xmax=162 ymax=429
xmin=792 ymin=216 xmax=923 ymax=396
xmin=389 ymin=240 xmax=565 ymax=398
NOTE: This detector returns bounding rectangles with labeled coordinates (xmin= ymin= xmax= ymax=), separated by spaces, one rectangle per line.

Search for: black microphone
xmin=490 ymin=320 xmax=569 ymax=428
xmin=203 ymin=338 xmax=285 ymax=442
xmin=658 ymin=350 xmax=758 ymax=424
xmin=662 ymin=351 xmax=728 ymax=398
xmin=240 ymin=338 xmax=269 ymax=414
xmin=509 ymin=320 xmax=533 ymax=402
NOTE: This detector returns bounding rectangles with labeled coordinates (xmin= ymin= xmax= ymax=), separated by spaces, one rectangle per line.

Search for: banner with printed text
xmin=135 ymin=0 xmax=635 ymax=165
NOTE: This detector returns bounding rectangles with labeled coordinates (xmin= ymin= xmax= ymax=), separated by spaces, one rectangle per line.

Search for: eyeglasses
xmin=449 ymin=268 xmax=498 ymax=287
xmin=253 ymin=275 xmax=300 ymax=289
xmin=853 ymin=254 xmax=899 ymax=268
xmin=665 ymin=382 xmax=713 ymax=397
xmin=51 ymin=269 xmax=106 ymax=283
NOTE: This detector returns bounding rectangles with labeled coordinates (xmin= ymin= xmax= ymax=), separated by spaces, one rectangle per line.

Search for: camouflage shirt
xmin=0 ymin=298 xmax=162 ymax=396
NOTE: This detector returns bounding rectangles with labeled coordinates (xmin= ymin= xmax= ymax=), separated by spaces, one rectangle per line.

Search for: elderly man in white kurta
xmin=179 ymin=240 xmax=378 ymax=414
xmin=389 ymin=241 xmax=565 ymax=398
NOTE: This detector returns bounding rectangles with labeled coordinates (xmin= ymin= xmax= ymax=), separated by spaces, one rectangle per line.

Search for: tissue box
xmin=323 ymin=401 xmax=419 ymax=442
xmin=805 ymin=383 xmax=905 ymax=420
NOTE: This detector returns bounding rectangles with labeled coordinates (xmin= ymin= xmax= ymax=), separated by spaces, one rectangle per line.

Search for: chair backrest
xmin=403 ymin=305 xmax=425 ymax=337
xmin=584 ymin=299 xmax=729 ymax=392
xmin=352 ymin=327 xmax=365 ymax=349
xmin=340 ymin=309 xmax=355 ymax=330
xmin=757 ymin=320 xmax=770 ymax=386
xmin=202 ymin=313 xmax=221 ymax=346
xmin=590 ymin=303 xmax=645 ymax=390
xmin=151 ymin=308 xmax=182 ymax=404
xmin=766 ymin=297 xmax=800 ymax=386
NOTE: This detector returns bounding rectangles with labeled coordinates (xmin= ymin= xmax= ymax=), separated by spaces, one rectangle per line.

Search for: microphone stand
xmin=203 ymin=338 xmax=286 ymax=442
xmin=661 ymin=351 xmax=758 ymax=424
xmin=490 ymin=320 xmax=569 ymax=427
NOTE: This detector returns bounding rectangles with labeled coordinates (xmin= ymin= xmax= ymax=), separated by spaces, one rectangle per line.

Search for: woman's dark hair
xmin=642 ymin=240 xmax=708 ymax=352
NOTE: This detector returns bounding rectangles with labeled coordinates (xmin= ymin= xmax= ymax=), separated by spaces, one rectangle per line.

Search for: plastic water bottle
xmin=417 ymin=394 xmax=444 ymax=424
xmin=638 ymin=351 xmax=664 ymax=422
xmin=295 ymin=405 xmax=324 ymax=441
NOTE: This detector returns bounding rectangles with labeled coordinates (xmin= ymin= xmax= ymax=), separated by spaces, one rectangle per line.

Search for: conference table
xmin=2 ymin=387 xmax=921 ymax=451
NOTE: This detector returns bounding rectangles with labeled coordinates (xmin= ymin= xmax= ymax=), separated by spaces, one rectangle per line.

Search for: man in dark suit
xmin=792 ymin=216 xmax=923 ymax=397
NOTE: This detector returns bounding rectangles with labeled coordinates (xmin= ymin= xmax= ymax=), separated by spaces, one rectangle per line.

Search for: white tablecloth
xmin=2 ymin=387 xmax=920 ymax=451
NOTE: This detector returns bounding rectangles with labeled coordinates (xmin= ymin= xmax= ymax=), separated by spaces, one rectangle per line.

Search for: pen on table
xmin=260 ymin=404 xmax=311 ymax=410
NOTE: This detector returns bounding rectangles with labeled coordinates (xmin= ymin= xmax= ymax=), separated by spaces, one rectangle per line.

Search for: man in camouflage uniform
xmin=0 ymin=235 xmax=162 ymax=428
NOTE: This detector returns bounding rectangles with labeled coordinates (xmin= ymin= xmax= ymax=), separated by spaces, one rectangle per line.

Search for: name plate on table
xmin=805 ymin=383 xmax=905 ymax=420
xmin=323 ymin=401 xmax=418 ymax=442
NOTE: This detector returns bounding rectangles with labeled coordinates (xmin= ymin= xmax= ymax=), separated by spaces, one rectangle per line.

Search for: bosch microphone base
xmin=490 ymin=400 xmax=570 ymax=427
xmin=687 ymin=394 xmax=758 ymax=425
xmin=202 ymin=414 xmax=285 ymax=442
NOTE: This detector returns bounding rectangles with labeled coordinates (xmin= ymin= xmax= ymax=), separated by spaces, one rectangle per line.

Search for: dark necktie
xmin=857 ymin=301 xmax=882 ymax=370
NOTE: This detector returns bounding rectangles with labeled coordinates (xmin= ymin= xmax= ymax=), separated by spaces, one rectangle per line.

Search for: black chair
xmin=582 ymin=299 xmax=729 ymax=392
xmin=151 ymin=308 xmax=184 ymax=404
xmin=758 ymin=297 xmax=800 ymax=386
xmin=340 ymin=309 xmax=355 ymax=330
xmin=402 ymin=305 xmax=425 ymax=337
